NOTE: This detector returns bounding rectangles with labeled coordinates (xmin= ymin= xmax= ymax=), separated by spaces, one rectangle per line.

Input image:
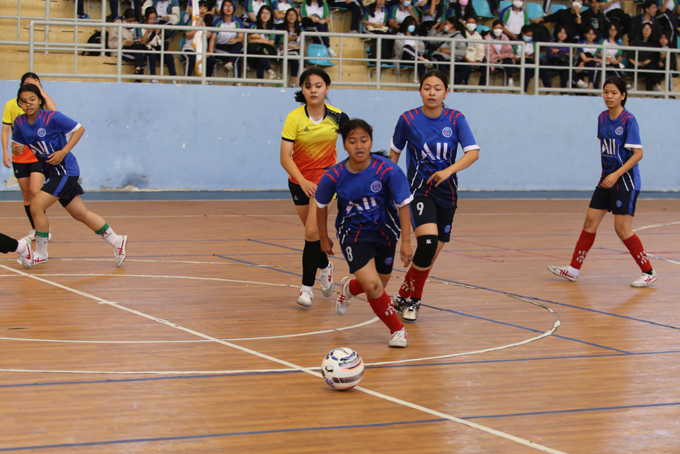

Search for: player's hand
xmin=11 ymin=142 xmax=24 ymax=155
xmin=2 ymin=153 xmax=10 ymax=168
xmin=400 ymin=241 xmax=413 ymax=268
xmin=320 ymin=237 xmax=334 ymax=256
xmin=47 ymin=150 xmax=66 ymax=166
xmin=299 ymin=179 xmax=317 ymax=198
xmin=600 ymin=173 xmax=618 ymax=188
xmin=426 ymin=168 xmax=453 ymax=187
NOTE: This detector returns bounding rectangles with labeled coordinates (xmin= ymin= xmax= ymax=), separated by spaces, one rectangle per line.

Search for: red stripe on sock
xmin=623 ymin=234 xmax=652 ymax=273
xmin=349 ymin=279 xmax=364 ymax=296
xmin=368 ymin=291 xmax=403 ymax=333
xmin=570 ymin=230 xmax=596 ymax=270
xmin=399 ymin=267 xmax=413 ymax=298
xmin=410 ymin=268 xmax=430 ymax=299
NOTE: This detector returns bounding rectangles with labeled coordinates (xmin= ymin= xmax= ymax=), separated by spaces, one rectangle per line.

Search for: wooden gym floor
xmin=0 ymin=197 xmax=678 ymax=453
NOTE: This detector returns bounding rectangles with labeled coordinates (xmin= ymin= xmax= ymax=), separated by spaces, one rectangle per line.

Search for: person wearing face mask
xmin=499 ymin=0 xmax=529 ymax=40
xmin=393 ymin=16 xmax=431 ymax=80
xmin=428 ymin=18 xmax=465 ymax=74
xmin=485 ymin=19 xmax=516 ymax=86
xmin=628 ymin=0 xmax=660 ymax=42
xmin=580 ymin=0 xmax=608 ymax=38
xmin=363 ymin=0 xmax=392 ymax=63
xmin=108 ymin=9 xmax=147 ymax=79
xmin=513 ymin=25 xmax=552 ymax=92
xmin=388 ymin=0 xmax=421 ymax=34
xmin=532 ymin=0 xmax=582 ymax=42
xmin=597 ymin=0 xmax=631 ymax=37
xmin=456 ymin=16 xmax=485 ymax=85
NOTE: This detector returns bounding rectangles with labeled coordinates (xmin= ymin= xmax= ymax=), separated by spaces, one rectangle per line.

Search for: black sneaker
xmin=392 ymin=295 xmax=409 ymax=315
xmin=402 ymin=298 xmax=421 ymax=322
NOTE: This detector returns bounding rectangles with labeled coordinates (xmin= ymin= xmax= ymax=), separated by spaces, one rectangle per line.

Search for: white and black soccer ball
xmin=321 ymin=347 xmax=364 ymax=390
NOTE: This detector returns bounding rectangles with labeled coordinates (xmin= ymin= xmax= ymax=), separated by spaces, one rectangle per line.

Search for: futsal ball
xmin=321 ymin=347 xmax=364 ymax=390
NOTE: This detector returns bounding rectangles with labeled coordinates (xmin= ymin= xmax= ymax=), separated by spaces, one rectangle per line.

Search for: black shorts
xmin=13 ymin=162 xmax=44 ymax=179
xmin=340 ymin=241 xmax=397 ymax=275
xmin=42 ymin=175 xmax=84 ymax=207
xmin=410 ymin=196 xmax=457 ymax=242
xmin=288 ymin=180 xmax=310 ymax=206
xmin=589 ymin=187 xmax=639 ymax=216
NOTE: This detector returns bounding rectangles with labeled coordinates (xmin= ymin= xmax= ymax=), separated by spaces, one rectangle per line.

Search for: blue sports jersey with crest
xmin=12 ymin=110 xmax=81 ymax=177
xmin=391 ymin=107 xmax=479 ymax=206
xmin=316 ymin=155 xmax=413 ymax=245
xmin=597 ymin=109 xmax=642 ymax=191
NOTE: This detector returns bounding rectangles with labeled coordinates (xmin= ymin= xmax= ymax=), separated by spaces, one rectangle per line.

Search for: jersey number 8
xmin=345 ymin=246 xmax=353 ymax=262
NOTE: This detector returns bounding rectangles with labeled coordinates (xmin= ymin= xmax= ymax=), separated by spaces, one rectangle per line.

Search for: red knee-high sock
xmin=410 ymin=267 xmax=431 ymax=299
xmin=398 ymin=267 xmax=413 ymax=298
xmin=349 ymin=279 xmax=364 ymax=296
xmin=570 ymin=230 xmax=596 ymax=270
xmin=623 ymin=234 xmax=653 ymax=273
xmin=368 ymin=291 xmax=403 ymax=333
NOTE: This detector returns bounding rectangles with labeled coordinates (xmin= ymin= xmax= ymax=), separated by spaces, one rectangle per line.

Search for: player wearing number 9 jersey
xmin=317 ymin=119 xmax=413 ymax=347
xmin=389 ymin=70 xmax=480 ymax=322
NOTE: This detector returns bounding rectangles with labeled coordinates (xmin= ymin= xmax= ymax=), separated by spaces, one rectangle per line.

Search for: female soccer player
xmin=390 ymin=69 xmax=480 ymax=322
xmin=2 ymin=73 xmax=56 ymax=238
xmin=548 ymin=76 xmax=658 ymax=288
xmin=316 ymin=119 xmax=413 ymax=347
xmin=11 ymin=84 xmax=127 ymax=268
xmin=280 ymin=67 xmax=348 ymax=307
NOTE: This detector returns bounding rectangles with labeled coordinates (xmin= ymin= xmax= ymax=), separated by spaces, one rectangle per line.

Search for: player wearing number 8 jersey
xmin=389 ymin=70 xmax=480 ymax=322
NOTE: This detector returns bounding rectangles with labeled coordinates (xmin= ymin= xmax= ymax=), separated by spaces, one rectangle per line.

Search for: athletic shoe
xmin=576 ymin=80 xmax=588 ymax=89
xmin=335 ymin=276 xmax=354 ymax=316
xmin=327 ymin=47 xmax=337 ymax=58
xmin=267 ymin=69 xmax=277 ymax=79
xmin=319 ymin=261 xmax=335 ymax=297
xmin=17 ymin=239 xmax=33 ymax=269
xmin=225 ymin=62 xmax=234 ymax=78
xmin=507 ymin=79 xmax=515 ymax=87
xmin=547 ymin=265 xmax=578 ymax=282
xmin=392 ymin=294 xmax=409 ymax=315
xmin=32 ymin=252 xmax=49 ymax=266
xmin=402 ymin=298 xmax=421 ymax=322
xmin=388 ymin=328 xmax=407 ymax=348
xmin=631 ymin=270 xmax=658 ymax=288
xmin=296 ymin=286 xmax=313 ymax=307
xmin=78 ymin=14 xmax=90 ymax=19
xmin=115 ymin=235 xmax=127 ymax=267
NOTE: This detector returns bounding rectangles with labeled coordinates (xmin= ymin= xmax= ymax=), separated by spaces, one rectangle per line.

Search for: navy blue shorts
xmin=340 ymin=241 xmax=397 ymax=275
xmin=13 ymin=161 xmax=44 ymax=179
xmin=42 ymin=175 xmax=84 ymax=207
xmin=410 ymin=196 xmax=457 ymax=243
xmin=589 ymin=187 xmax=639 ymax=216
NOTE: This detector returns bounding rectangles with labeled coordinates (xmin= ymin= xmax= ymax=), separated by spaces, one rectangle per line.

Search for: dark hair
xmin=520 ymin=24 xmax=532 ymax=36
xmin=294 ymin=67 xmax=332 ymax=103
xmin=642 ymin=0 xmax=656 ymax=11
xmin=16 ymin=84 xmax=45 ymax=109
xmin=492 ymin=19 xmax=502 ymax=28
xmin=603 ymin=76 xmax=627 ymax=106
xmin=400 ymin=16 xmax=417 ymax=33
xmin=122 ymin=8 xmax=136 ymax=19
xmin=198 ymin=0 xmax=208 ymax=6
xmin=144 ymin=6 xmax=157 ymax=21
xmin=305 ymin=0 xmax=324 ymax=7
xmin=367 ymin=1 xmax=384 ymax=18
xmin=256 ymin=5 xmax=274 ymax=30
xmin=221 ymin=0 xmax=235 ymax=18
xmin=658 ymin=30 xmax=671 ymax=43
xmin=204 ymin=13 xmax=214 ymax=26
xmin=20 ymin=72 xmax=40 ymax=86
xmin=419 ymin=69 xmax=449 ymax=90
xmin=336 ymin=119 xmax=374 ymax=143
xmin=281 ymin=8 xmax=301 ymax=35
xmin=554 ymin=25 xmax=568 ymax=41
xmin=608 ymin=22 xmax=620 ymax=40
xmin=582 ymin=26 xmax=596 ymax=37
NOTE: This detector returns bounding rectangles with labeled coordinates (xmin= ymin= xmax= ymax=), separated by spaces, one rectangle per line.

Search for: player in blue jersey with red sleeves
xmin=11 ymin=84 xmax=127 ymax=268
xmin=317 ymin=119 xmax=414 ymax=348
xmin=548 ymin=76 xmax=658 ymax=288
xmin=389 ymin=69 xmax=480 ymax=323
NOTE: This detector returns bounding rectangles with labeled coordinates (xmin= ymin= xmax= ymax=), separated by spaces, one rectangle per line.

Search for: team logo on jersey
xmin=442 ymin=127 xmax=453 ymax=138
xmin=370 ymin=181 xmax=382 ymax=193
xmin=616 ymin=200 xmax=622 ymax=207
xmin=615 ymin=126 xmax=624 ymax=135
xmin=444 ymin=225 xmax=451 ymax=233
xmin=384 ymin=257 xmax=393 ymax=266
xmin=37 ymin=128 xmax=47 ymax=137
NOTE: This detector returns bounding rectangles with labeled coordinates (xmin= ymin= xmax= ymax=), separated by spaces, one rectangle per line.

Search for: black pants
xmin=545 ymin=59 xmax=570 ymax=88
xmin=524 ymin=66 xmax=552 ymax=91
xmin=480 ymin=58 xmax=515 ymax=85
xmin=147 ymin=50 xmax=177 ymax=76
xmin=123 ymin=43 xmax=146 ymax=68
xmin=301 ymin=19 xmax=330 ymax=47
xmin=186 ymin=53 xmax=216 ymax=77
xmin=329 ymin=0 xmax=363 ymax=32
xmin=214 ymin=42 xmax=244 ymax=77
xmin=576 ymin=59 xmax=600 ymax=85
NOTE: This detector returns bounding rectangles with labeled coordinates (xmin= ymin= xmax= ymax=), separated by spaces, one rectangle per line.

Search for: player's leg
xmin=304 ymin=200 xmax=335 ymax=297
xmin=29 ymin=190 xmax=60 ymax=263
xmin=336 ymin=243 xmax=394 ymax=316
xmin=289 ymin=181 xmax=317 ymax=306
xmin=0 ymin=232 xmax=32 ymax=268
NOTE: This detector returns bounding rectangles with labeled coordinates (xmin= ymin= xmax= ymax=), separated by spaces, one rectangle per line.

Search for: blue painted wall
xmin=1 ymin=80 xmax=678 ymax=191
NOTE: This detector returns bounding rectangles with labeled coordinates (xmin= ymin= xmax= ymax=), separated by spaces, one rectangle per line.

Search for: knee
xmin=413 ymin=235 xmax=438 ymax=268
xmin=614 ymin=224 xmax=631 ymax=240
xmin=363 ymin=280 xmax=384 ymax=298
xmin=304 ymin=225 xmax=319 ymax=241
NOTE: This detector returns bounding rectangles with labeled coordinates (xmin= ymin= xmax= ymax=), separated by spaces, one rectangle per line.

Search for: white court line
xmin=634 ymin=221 xmax=680 ymax=265
xmin=0 ymin=264 xmax=566 ymax=454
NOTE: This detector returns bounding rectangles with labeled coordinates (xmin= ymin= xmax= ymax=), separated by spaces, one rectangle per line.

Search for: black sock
xmin=0 ymin=233 xmax=18 ymax=254
xmin=645 ymin=269 xmax=654 ymax=275
xmin=302 ymin=240 xmax=319 ymax=287
xmin=24 ymin=205 xmax=34 ymax=229
xmin=314 ymin=241 xmax=329 ymax=269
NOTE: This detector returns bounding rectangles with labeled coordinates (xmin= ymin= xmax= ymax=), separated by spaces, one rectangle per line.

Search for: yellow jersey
xmin=2 ymin=98 xmax=37 ymax=164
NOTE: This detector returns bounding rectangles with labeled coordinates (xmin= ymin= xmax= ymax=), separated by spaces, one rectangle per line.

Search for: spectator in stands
xmin=183 ymin=1 xmax=218 ymax=78
xmin=142 ymin=0 xmax=180 ymax=24
xmin=447 ymin=0 xmax=478 ymax=27
xmin=420 ymin=0 xmax=447 ymax=35
xmin=327 ymin=0 xmax=364 ymax=33
xmin=532 ymin=0 xmax=583 ymax=41
xmin=580 ymin=0 xmax=607 ymax=38
xmin=543 ymin=25 xmax=572 ymax=89
xmin=601 ymin=22 xmax=624 ymax=79
xmin=657 ymin=31 xmax=675 ymax=90
xmin=77 ymin=0 xmax=120 ymax=20
xmin=273 ymin=0 xmax=296 ymax=26
xmin=278 ymin=8 xmax=302 ymax=86
xmin=675 ymin=4 xmax=680 ymax=38
xmin=301 ymin=0 xmax=336 ymax=56
xmin=108 ymin=9 xmax=147 ymax=80
xmin=247 ymin=5 xmax=279 ymax=83
xmin=628 ymin=21 xmax=661 ymax=91
xmin=244 ymin=0 xmax=273 ymax=26
xmin=427 ymin=17 xmax=465 ymax=74
xmin=514 ymin=24 xmax=552 ymax=91
xmin=597 ymin=0 xmax=630 ymax=37
xmin=655 ymin=0 xmax=678 ymax=42
xmin=485 ymin=19 xmax=516 ymax=86
xmin=629 ymin=0 xmax=659 ymax=41
xmin=213 ymin=0 xmax=243 ymax=78
xmin=140 ymin=7 xmax=178 ymax=82
xmin=456 ymin=16 xmax=485 ymax=85
xmin=388 ymin=0 xmax=421 ymax=33
xmin=499 ymin=0 xmax=529 ymax=40
xmin=574 ymin=26 xmax=602 ymax=89
xmin=363 ymin=0 xmax=392 ymax=62
xmin=393 ymin=16 xmax=431 ymax=80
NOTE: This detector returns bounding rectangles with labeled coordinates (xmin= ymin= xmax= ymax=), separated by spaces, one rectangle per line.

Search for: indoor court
xmin=0 ymin=196 xmax=678 ymax=453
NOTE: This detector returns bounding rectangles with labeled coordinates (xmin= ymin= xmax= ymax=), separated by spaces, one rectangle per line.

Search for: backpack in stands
xmin=82 ymin=30 xmax=109 ymax=56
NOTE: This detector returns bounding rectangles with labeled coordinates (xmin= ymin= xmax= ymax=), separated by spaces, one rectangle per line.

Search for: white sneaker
xmin=327 ymin=47 xmax=337 ymax=58
xmin=631 ymin=270 xmax=658 ymax=288
xmin=388 ymin=328 xmax=407 ymax=348
xmin=576 ymin=80 xmax=588 ymax=89
xmin=402 ymin=298 xmax=421 ymax=322
xmin=267 ymin=69 xmax=277 ymax=79
xmin=32 ymin=252 xmax=49 ymax=266
xmin=335 ymin=276 xmax=354 ymax=316
xmin=225 ymin=62 xmax=234 ymax=77
xmin=115 ymin=235 xmax=127 ymax=267
xmin=296 ymin=286 xmax=314 ymax=307
xmin=319 ymin=261 xmax=335 ymax=297
xmin=547 ymin=265 xmax=578 ymax=282
xmin=17 ymin=238 xmax=33 ymax=269
xmin=507 ymin=79 xmax=515 ymax=87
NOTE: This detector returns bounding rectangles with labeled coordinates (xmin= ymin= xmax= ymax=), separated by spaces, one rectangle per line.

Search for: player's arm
xmin=280 ymin=139 xmax=317 ymax=198
xmin=47 ymin=125 xmax=85 ymax=166
xmin=601 ymin=147 xmax=642 ymax=188
xmin=34 ymin=80 xmax=57 ymax=111
xmin=427 ymin=149 xmax=479 ymax=186
xmin=1 ymin=124 xmax=11 ymax=168
xmin=398 ymin=204 xmax=412 ymax=267
xmin=317 ymin=205 xmax=334 ymax=256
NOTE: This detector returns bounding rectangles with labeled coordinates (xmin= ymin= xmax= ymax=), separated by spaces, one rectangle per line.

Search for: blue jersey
xmin=391 ymin=107 xmax=479 ymax=206
xmin=316 ymin=155 xmax=413 ymax=246
xmin=12 ymin=110 xmax=81 ymax=177
xmin=597 ymin=109 xmax=642 ymax=191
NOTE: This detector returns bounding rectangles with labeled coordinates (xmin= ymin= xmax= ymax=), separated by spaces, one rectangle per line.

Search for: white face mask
xmin=572 ymin=1 xmax=582 ymax=8
xmin=466 ymin=23 xmax=477 ymax=32
xmin=513 ymin=0 xmax=523 ymax=8
xmin=493 ymin=28 xmax=503 ymax=37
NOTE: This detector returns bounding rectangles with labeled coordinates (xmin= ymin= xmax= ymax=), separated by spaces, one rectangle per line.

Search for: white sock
xmin=98 ymin=226 xmax=122 ymax=247
xmin=15 ymin=240 xmax=28 ymax=255
xmin=320 ymin=263 xmax=332 ymax=275
xmin=36 ymin=236 xmax=48 ymax=256
xmin=568 ymin=266 xmax=580 ymax=276
xmin=301 ymin=285 xmax=313 ymax=294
